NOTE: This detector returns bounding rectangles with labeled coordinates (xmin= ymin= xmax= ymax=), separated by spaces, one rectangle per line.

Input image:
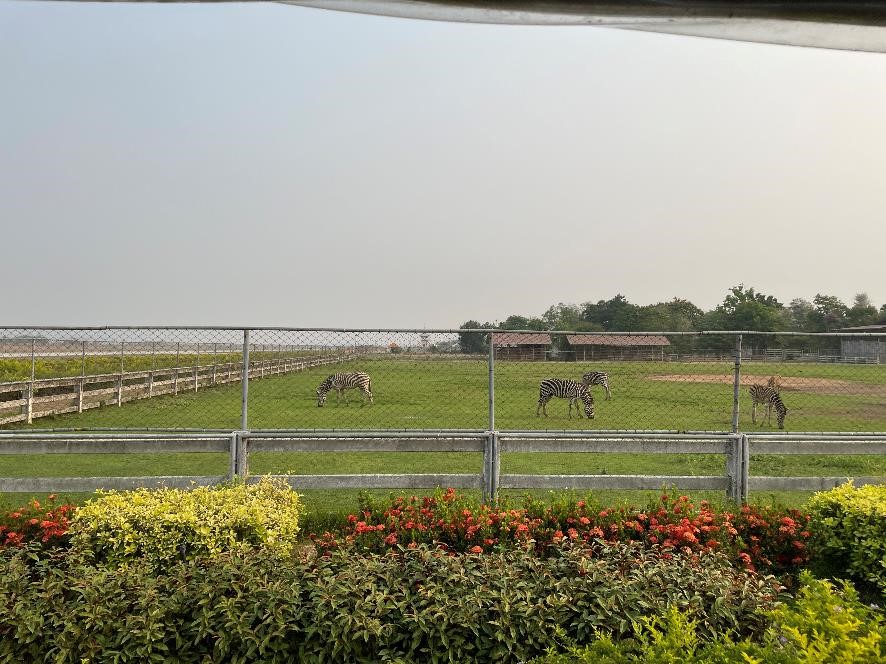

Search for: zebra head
xmin=580 ymin=390 xmax=595 ymax=419
xmin=316 ymin=377 xmax=332 ymax=407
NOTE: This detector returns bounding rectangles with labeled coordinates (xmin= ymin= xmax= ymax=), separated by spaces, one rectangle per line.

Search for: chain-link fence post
xmin=116 ymin=341 xmax=124 ymax=407
xmin=78 ymin=340 xmax=86 ymax=413
xmin=488 ymin=332 xmax=495 ymax=432
xmin=25 ymin=339 xmax=35 ymax=424
xmin=240 ymin=329 xmax=250 ymax=431
xmin=731 ymin=334 xmax=742 ymax=433
xmin=484 ymin=333 xmax=499 ymax=504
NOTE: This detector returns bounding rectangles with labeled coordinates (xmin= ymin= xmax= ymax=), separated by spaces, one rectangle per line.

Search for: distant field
xmin=6 ymin=356 xmax=885 ymax=431
xmin=0 ymin=351 xmax=309 ymax=383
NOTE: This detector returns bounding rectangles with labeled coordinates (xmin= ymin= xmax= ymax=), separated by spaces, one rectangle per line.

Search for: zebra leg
xmin=536 ymin=397 xmax=547 ymax=417
xmin=752 ymin=402 xmax=757 ymax=425
xmin=605 ymin=386 xmax=611 ymax=401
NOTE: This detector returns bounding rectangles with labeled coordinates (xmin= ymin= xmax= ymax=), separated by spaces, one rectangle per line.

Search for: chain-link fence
xmin=0 ymin=327 xmax=884 ymax=433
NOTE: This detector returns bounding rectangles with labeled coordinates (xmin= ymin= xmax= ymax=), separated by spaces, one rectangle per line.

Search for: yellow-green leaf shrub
xmin=806 ymin=482 xmax=886 ymax=594
xmin=69 ymin=477 xmax=301 ymax=565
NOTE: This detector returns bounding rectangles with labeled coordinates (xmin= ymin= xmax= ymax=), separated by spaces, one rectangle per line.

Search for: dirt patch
xmin=649 ymin=374 xmax=886 ymax=397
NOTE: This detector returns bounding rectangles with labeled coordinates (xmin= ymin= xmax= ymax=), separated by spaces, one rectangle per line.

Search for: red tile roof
xmin=491 ymin=332 xmax=552 ymax=346
xmin=566 ymin=334 xmax=671 ymax=347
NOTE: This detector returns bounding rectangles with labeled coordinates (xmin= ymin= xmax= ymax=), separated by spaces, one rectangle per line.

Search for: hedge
xmin=0 ymin=541 xmax=782 ymax=663
xmin=806 ymin=482 xmax=886 ymax=596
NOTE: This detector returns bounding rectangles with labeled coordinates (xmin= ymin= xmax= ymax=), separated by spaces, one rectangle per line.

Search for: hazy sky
xmin=2 ymin=2 xmax=885 ymax=329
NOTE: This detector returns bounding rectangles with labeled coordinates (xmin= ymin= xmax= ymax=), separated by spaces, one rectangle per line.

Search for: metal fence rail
xmin=2 ymin=428 xmax=884 ymax=501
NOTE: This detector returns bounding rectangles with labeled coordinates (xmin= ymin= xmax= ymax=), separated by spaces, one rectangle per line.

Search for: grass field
xmin=8 ymin=356 xmax=886 ymax=431
xmin=2 ymin=357 xmax=884 ymax=517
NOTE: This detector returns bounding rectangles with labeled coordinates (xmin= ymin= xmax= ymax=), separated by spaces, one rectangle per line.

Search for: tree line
xmin=457 ymin=285 xmax=886 ymax=354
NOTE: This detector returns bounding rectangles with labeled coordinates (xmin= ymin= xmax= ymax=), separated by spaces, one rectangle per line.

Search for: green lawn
xmin=2 ymin=357 xmax=884 ymax=517
xmin=8 ymin=357 xmax=886 ymax=431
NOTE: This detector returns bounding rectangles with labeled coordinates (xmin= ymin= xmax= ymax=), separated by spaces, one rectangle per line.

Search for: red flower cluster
xmin=0 ymin=496 xmax=75 ymax=549
xmin=311 ymin=489 xmax=812 ymax=576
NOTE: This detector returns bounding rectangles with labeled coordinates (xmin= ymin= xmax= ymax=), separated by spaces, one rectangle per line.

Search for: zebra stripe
xmin=536 ymin=378 xmax=595 ymax=419
xmin=748 ymin=384 xmax=787 ymax=429
xmin=317 ymin=372 xmax=373 ymax=407
xmin=581 ymin=371 xmax=612 ymax=400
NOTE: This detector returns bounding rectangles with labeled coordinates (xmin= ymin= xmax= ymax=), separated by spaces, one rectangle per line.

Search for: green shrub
xmin=532 ymin=572 xmax=885 ymax=663
xmin=805 ymin=482 xmax=886 ymax=595
xmin=0 ymin=541 xmax=782 ymax=663
xmin=69 ymin=477 xmax=302 ymax=566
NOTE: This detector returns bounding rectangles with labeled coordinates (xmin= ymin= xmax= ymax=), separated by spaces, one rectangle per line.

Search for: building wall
xmin=841 ymin=339 xmax=885 ymax=361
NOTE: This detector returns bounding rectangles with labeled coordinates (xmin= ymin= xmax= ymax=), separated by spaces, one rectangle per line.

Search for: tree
xmin=581 ymin=295 xmax=638 ymax=331
xmin=701 ymin=285 xmax=785 ymax=332
xmin=788 ymin=298 xmax=816 ymax=331
xmin=846 ymin=293 xmax=878 ymax=327
xmin=457 ymin=320 xmax=492 ymax=354
xmin=541 ymin=303 xmax=586 ymax=331
xmin=499 ymin=315 xmax=547 ymax=331
xmin=698 ymin=285 xmax=785 ymax=349
xmin=809 ymin=294 xmax=849 ymax=331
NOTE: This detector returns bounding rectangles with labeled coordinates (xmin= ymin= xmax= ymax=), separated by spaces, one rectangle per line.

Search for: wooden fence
xmin=1 ymin=430 xmax=883 ymax=502
xmin=0 ymin=354 xmax=350 ymax=427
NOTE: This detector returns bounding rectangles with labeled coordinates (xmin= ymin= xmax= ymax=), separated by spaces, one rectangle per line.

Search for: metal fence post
xmin=173 ymin=342 xmax=180 ymax=395
xmin=726 ymin=434 xmax=740 ymax=502
xmin=488 ymin=333 xmax=495 ymax=432
xmin=25 ymin=339 xmax=35 ymax=424
xmin=731 ymin=334 xmax=742 ymax=433
xmin=116 ymin=341 xmax=124 ymax=407
xmin=241 ymin=330 xmax=250 ymax=431
xmin=741 ymin=433 xmax=750 ymax=502
xmin=148 ymin=341 xmax=155 ymax=397
xmin=194 ymin=342 xmax=200 ymax=392
xmin=230 ymin=430 xmax=249 ymax=479
xmin=483 ymin=431 xmax=500 ymax=505
xmin=78 ymin=340 xmax=86 ymax=413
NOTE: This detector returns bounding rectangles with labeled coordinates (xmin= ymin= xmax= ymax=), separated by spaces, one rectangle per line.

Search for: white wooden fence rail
xmin=0 ymin=355 xmax=349 ymax=426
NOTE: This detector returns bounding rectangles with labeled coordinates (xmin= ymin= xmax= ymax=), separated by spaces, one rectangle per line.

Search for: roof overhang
xmin=281 ymin=1 xmax=886 ymax=53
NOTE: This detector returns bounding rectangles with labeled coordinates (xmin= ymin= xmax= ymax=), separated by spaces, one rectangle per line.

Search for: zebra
xmin=536 ymin=379 xmax=595 ymax=419
xmin=316 ymin=372 xmax=373 ymax=407
xmin=581 ymin=371 xmax=612 ymax=400
xmin=748 ymin=384 xmax=787 ymax=429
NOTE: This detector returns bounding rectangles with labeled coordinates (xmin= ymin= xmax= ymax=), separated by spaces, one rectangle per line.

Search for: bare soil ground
xmin=650 ymin=374 xmax=886 ymax=397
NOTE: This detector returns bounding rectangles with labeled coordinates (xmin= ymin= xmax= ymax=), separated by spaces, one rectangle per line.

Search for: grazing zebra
xmin=581 ymin=371 xmax=612 ymax=400
xmin=748 ymin=384 xmax=788 ymax=429
xmin=536 ymin=379 xmax=595 ymax=419
xmin=316 ymin=372 xmax=373 ymax=407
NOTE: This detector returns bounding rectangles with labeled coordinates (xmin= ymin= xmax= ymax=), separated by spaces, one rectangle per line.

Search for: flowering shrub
xmin=311 ymin=488 xmax=812 ymax=576
xmin=70 ymin=477 xmax=302 ymax=566
xmin=0 ymin=495 xmax=74 ymax=549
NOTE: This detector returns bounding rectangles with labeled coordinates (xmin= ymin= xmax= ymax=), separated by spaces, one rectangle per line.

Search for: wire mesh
xmin=0 ymin=328 xmax=884 ymax=432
